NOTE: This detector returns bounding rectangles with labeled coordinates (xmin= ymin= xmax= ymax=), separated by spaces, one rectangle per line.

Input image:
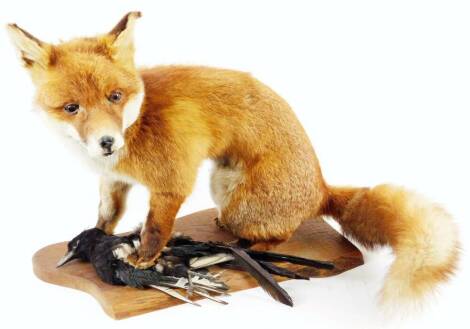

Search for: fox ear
xmin=6 ymin=23 xmax=51 ymax=70
xmin=108 ymin=11 xmax=141 ymax=65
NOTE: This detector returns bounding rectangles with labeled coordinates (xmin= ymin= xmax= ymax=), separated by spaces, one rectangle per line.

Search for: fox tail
xmin=322 ymin=184 xmax=459 ymax=308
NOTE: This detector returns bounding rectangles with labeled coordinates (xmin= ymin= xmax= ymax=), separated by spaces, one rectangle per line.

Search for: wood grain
xmin=32 ymin=208 xmax=363 ymax=319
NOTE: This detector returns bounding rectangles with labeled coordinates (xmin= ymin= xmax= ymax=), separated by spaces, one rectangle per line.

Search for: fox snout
xmin=99 ymin=136 xmax=115 ymax=155
xmin=86 ymin=130 xmax=125 ymax=158
xmin=96 ymin=134 xmax=124 ymax=157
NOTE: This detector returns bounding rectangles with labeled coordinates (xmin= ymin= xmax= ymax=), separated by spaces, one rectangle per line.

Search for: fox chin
xmin=7 ymin=11 xmax=459 ymax=311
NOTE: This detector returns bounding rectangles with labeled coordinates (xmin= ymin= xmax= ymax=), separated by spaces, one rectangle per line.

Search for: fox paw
xmin=214 ymin=217 xmax=228 ymax=230
xmin=126 ymin=253 xmax=159 ymax=269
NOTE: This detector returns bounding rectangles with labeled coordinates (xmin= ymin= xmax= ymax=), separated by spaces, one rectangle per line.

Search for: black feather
xmin=217 ymin=261 xmax=245 ymax=271
xmin=115 ymin=263 xmax=179 ymax=288
xmin=223 ymin=259 xmax=310 ymax=280
xmin=247 ymin=250 xmax=335 ymax=270
xmin=227 ymin=246 xmax=293 ymax=306
xmin=258 ymin=261 xmax=310 ymax=280
xmin=164 ymin=244 xmax=214 ymax=258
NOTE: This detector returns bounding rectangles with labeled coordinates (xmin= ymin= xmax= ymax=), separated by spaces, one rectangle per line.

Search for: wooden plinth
xmin=32 ymin=208 xmax=363 ymax=319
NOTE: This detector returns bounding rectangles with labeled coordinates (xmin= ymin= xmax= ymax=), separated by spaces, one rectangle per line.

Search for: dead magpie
xmin=56 ymin=228 xmax=227 ymax=305
xmin=57 ymin=228 xmax=334 ymax=306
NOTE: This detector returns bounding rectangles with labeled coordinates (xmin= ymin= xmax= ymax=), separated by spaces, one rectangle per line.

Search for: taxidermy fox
xmin=7 ymin=12 xmax=459 ymax=308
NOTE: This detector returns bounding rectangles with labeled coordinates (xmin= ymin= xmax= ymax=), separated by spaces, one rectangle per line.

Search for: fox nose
xmin=99 ymin=136 xmax=115 ymax=151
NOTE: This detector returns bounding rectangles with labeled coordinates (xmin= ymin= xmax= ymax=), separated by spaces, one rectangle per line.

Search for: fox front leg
xmin=131 ymin=192 xmax=185 ymax=269
xmin=95 ymin=177 xmax=131 ymax=234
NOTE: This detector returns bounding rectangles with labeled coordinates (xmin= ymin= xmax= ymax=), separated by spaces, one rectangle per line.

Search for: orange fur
xmin=7 ymin=12 xmax=460 ymax=305
xmin=324 ymin=185 xmax=460 ymax=307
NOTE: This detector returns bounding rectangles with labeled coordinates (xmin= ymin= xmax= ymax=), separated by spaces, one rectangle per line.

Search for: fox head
xmin=7 ymin=12 xmax=144 ymax=160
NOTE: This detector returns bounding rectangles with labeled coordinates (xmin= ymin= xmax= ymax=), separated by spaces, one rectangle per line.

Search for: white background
xmin=1 ymin=1 xmax=469 ymax=328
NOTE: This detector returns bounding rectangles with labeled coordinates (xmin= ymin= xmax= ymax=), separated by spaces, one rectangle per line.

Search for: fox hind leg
xmin=210 ymin=157 xmax=316 ymax=250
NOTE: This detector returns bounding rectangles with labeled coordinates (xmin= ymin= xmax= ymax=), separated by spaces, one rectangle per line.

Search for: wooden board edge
xmin=32 ymin=244 xmax=120 ymax=319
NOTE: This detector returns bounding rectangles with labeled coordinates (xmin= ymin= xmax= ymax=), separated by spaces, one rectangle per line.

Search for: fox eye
xmin=108 ymin=91 xmax=122 ymax=103
xmin=64 ymin=103 xmax=80 ymax=115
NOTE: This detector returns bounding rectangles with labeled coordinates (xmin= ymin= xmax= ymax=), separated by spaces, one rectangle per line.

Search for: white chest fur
xmin=35 ymin=90 xmax=145 ymax=186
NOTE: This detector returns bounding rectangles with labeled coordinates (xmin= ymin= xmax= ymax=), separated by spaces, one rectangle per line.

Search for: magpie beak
xmin=56 ymin=249 xmax=77 ymax=268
